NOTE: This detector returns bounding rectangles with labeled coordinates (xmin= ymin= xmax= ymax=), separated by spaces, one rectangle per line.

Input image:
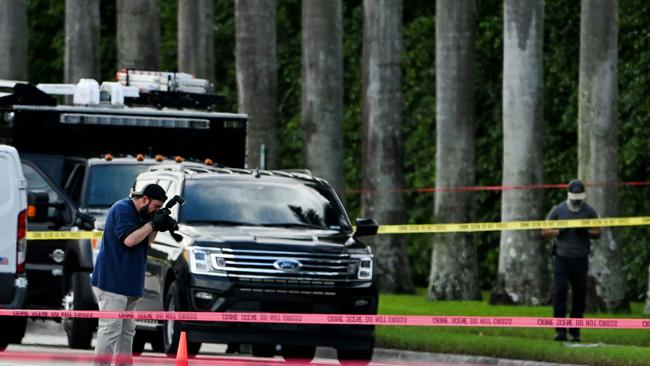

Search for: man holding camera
xmin=542 ymin=179 xmax=600 ymax=343
xmin=91 ymin=183 xmax=176 ymax=366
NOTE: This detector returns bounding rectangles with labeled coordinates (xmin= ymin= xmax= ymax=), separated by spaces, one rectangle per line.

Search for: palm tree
xmin=0 ymin=0 xmax=27 ymax=80
xmin=178 ymin=0 xmax=214 ymax=82
xmin=429 ymin=0 xmax=481 ymax=300
xmin=578 ymin=0 xmax=628 ymax=312
xmin=491 ymin=0 xmax=548 ymax=305
xmin=361 ymin=0 xmax=414 ymax=293
xmin=116 ymin=0 xmax=160 ymax=69
xmin=301 ymin=0 xmax=345 ymax=197
xmin=65 ymin=0 xmax=100 ymax=83
xmin=235 ymin=0 xmax=278 ymax=169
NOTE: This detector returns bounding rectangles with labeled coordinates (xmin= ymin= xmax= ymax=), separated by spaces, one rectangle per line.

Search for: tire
xmin=63 ymin=272 xmax=96 ymax=349
xmin=281 ymin=344 xmax=316 ymax=361
xmin=150 ymin=331 xmax=165 ymax=353
xmin=0 ymin=316 xmax=26 ymax=350
xmin=162 ymin=281 xmax=201 ymax=356
xmin=337 ymin=347 xmax=374 ymax=364
xmin=7 ymin=316 xmax=27 ymax=344
xmin=132 ymin=332 xmax=146 ymax=355
xmin=252 ymin=344 xmax=276 ymax=358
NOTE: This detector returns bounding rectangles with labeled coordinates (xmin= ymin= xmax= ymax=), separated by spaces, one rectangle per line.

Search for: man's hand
xmin=151 ymin=211 xmax=177 ymax=232
xmin=541 ymin=228 xmax=559 ymax=238
xmin=588 ymin=227 xmax=601 ymax=239
xmin=151 ymin=211 xmax=171 ymax=231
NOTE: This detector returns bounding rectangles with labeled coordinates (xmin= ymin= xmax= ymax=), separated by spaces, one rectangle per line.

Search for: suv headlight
xmin=351 ymin=254 xmax=373 ymax=280
xmin=184 ymin=247 xmax=226 ymax=276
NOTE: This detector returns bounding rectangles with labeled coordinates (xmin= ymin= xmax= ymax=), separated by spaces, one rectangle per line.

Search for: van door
xmin=21 ymin=160 xmax=76 ymax=310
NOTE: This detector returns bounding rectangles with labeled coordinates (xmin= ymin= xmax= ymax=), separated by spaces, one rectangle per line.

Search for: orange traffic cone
xmin=176 ymin=331 xmax=188 ymax=366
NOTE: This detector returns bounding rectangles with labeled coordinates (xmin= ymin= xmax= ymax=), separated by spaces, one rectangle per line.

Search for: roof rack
xmin=147 ymin=163 xmax=322 ymax=183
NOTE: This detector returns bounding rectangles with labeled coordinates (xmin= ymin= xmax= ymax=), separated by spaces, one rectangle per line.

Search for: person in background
xmin=91 ymin=184 xmax=176 ymax=366
xmin=542 ymin=179 xmax=600 ymax=342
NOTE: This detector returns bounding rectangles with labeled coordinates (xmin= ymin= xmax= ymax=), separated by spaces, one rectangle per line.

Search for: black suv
xmin=129 ymin=163 xmax=378 ymax=362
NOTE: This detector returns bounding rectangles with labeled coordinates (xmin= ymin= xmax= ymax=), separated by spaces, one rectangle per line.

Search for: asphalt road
xmin=0 ymin=319 xmax=416 ymax=366
xmin=0 ymin=320 xmax=580 ymax=366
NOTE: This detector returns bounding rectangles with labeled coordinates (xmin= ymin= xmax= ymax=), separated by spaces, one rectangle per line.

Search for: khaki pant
xmin=93 ymin=286 xmax=140 ymax=366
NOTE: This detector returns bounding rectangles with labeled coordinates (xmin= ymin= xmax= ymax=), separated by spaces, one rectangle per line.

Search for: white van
xmin=0 ymin=144 xmax=28 ymax=349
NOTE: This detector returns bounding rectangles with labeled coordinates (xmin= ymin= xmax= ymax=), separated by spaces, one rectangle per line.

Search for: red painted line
xmin=346 ymin=180 xmax=650 ymax=194
xmin=1 ymin=309 xmax=649 ymax=329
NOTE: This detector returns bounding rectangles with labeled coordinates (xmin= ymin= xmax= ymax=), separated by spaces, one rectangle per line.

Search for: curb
xmin=374 ymin=348 xmax=584 ymax=366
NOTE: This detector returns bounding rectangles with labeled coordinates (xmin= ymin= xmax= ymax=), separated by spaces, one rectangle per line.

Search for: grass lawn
xmin=376 ymin=290 xmax=650 ymax=366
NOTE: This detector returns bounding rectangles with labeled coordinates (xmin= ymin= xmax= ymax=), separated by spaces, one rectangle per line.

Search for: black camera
xmin=158 ymin=195 xmax=185 ymax=242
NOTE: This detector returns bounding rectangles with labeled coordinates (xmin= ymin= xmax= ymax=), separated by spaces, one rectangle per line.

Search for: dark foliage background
xmin=25 ymin=0 xmax=650 ymax=300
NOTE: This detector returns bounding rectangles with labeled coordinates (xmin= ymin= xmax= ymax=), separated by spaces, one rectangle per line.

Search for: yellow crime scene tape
xmin=378 ymin=216 xmax=650 ymax=234
xmin=26 ymin=231 xmax=103 ymax=240
xmin=24 ymin=217 xmax=650 ymax=239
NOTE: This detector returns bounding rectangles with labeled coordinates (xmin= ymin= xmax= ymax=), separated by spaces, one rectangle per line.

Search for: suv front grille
xmin=214 ymin=248 xmax=358 ymax=281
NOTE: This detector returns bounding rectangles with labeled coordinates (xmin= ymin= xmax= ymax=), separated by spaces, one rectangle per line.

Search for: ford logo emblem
xmin=273 ymin=259 xmax=302 ymax=272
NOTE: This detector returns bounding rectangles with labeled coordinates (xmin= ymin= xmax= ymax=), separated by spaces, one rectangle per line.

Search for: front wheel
xmin=161 ymin=281 xmax=201 ymax=356
xmin=0 ymin=316 xmax=26 ymax=351
xmin=337 ymin=337 xmax=374 ymax=365
xmin=281 ymin=344 xmax=316 ymax=361
xmin=252 ymin=343 xmax=276 ymax=358
xmin=63 ymin=272 xmax=97 ymax=349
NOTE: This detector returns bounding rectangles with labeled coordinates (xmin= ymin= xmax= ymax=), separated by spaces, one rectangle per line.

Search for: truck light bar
xmin=59 ymin=113 xmax=210 ymax=129
xmin=116 ymin=69 xmax=213 ymax=94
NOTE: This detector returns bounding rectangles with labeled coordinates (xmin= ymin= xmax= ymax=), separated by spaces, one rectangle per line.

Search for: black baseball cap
xmin=141 ymin=184 xmax=167 ymax=202
xmin=567 ymin=179 xmax=585 ymax=200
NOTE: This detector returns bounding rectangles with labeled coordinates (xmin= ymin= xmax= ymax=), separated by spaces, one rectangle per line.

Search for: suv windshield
xmin=179 ymin=179 xmax=350 ymax=230
xmin=84 ymin=164 xmax=153 ymax=207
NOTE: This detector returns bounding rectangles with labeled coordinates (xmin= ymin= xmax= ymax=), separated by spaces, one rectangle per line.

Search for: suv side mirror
xmin=354 ymin=218 xmax=378 ymax=237
xmin=75 ymin=212 xmax=96 ymax=231
xmin=27 ymin=192 xmax=50 ymax=222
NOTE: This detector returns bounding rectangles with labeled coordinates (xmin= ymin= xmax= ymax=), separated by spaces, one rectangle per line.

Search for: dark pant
xmin=553 ymin=255 xmax=588 ymax=338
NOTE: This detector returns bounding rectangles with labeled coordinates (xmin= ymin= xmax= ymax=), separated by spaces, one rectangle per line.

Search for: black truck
xmin=131 ymin=163 xmax=379 ymax=362
xmin=0 ymin=73 xmax=247 ymax=349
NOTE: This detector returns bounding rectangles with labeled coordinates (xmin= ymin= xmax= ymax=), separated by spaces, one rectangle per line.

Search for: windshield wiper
xmin=261 ymin=222 xmax=327 ymax=229
xmin=184 ymin=220 xmax=261 ymax=226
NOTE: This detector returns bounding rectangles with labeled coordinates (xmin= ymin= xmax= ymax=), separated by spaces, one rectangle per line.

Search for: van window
xmin=83 ymin=164 xmax=153 ymax=208
xmin=22 ymin=163 xmax=71 ymax=222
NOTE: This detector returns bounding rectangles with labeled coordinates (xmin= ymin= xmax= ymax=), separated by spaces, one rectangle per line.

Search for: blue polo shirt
xmin=91 ymin=198 xmax=149 ymax=297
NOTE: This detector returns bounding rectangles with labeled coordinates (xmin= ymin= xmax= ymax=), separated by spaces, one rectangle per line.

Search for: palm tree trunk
xmin=578 ymin=0 xmax=627 ymax=313
xmin=0 ymin=0 xmax=27 ymax=80
xmin=361 ymin=0 xmax=414 ymax=293
xmin=491 ymin=0 xmax=549 ymax=305
xmin=178 ymin=0 xmax=214 ymax=82
xmin=235 ymin=0 xmax=278 ymax=170
xmin=429 ymin=0 xmax=481 ymax=300
xmin=65 ymin=0 xmax=100 ymax=83
xmin=301 ymin=0 xmax=345 ymax=198
xmin=117 ymin=0 xmax=160 ymax=70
